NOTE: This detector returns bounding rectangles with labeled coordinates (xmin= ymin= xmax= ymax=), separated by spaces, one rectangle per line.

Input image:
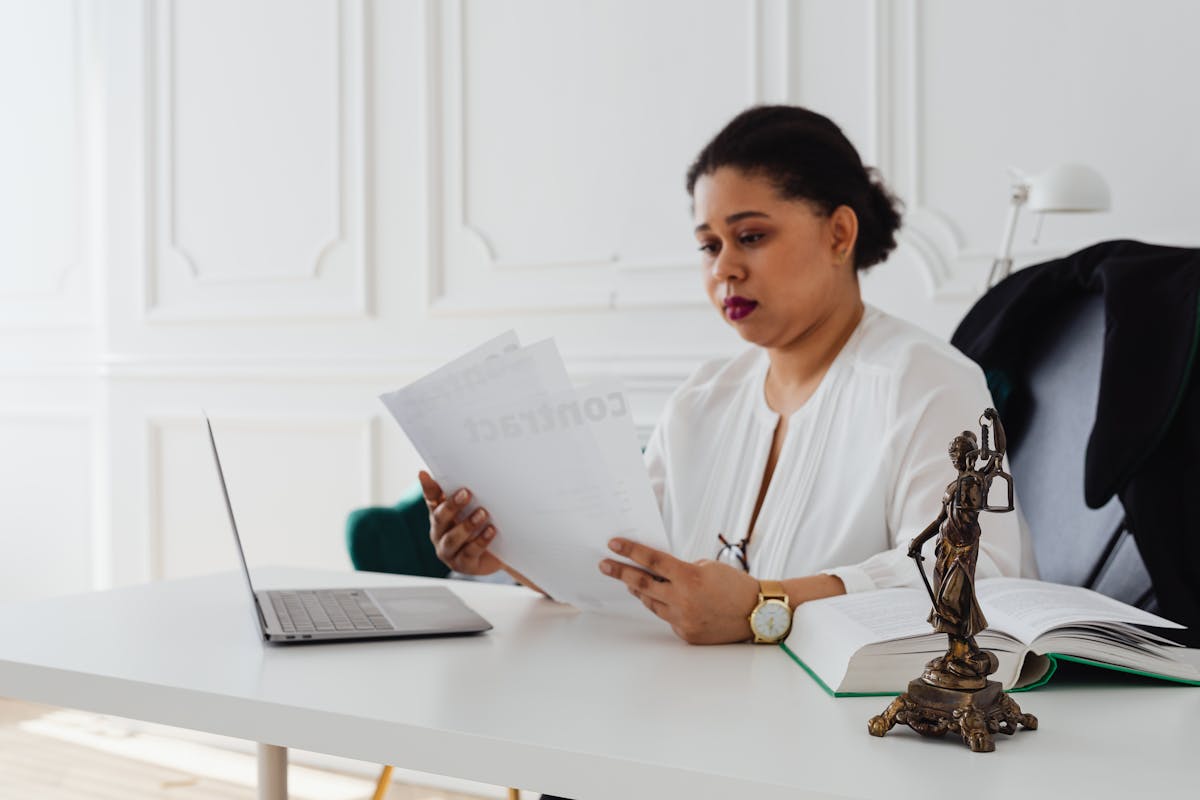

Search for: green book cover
xmin=781 ymin=643 xmax=1200 ymax=697
xmin=779 ymin=643 xmax=895 ymax=698
xmin=1010 ymin=653 xmax=1200 ymax=692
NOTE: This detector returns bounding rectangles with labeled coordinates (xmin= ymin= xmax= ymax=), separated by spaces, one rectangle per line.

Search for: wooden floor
xmin=0 ymin=699 xmax=498 ymax=800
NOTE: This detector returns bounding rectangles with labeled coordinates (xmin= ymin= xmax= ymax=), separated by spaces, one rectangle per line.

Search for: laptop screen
xmin=204 ymin=415 xmax=265 ymax=630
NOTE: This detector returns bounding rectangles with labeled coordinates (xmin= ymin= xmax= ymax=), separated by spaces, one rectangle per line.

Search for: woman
xmin=419 ymin=105 xmax=1032 ymax=646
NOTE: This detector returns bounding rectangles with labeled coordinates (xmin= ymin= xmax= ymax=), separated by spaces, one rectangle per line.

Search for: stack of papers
xmin=380 ymin=332 xmax=669 ymax=615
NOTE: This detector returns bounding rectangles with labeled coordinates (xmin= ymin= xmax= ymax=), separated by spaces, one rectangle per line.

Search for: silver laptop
xmin=206 ymin=415 xmax=492 ymax=643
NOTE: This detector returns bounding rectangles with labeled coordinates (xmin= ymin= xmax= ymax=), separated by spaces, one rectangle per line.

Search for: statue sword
xmin=910 ymin=548 xmax=936 ymax=606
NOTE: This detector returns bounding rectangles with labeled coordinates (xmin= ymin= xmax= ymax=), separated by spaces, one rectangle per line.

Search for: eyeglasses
xmin=716 ymin=533 xmax=750 ymax=573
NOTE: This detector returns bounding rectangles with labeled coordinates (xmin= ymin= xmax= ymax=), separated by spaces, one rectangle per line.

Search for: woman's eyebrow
xmin=694 ymin=210 xmax=771 ymax=233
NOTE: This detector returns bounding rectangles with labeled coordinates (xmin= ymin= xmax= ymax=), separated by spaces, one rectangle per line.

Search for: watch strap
xmin=759 ymin=579 xmax=786 ymax=602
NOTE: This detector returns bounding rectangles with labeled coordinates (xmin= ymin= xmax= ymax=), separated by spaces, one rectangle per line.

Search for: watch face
xmin=752 ymin=600 xmax=791 ymax=641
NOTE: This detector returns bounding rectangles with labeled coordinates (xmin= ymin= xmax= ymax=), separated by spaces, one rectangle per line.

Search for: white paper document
xmin=380 ymin=332 xmax=669 ymax=615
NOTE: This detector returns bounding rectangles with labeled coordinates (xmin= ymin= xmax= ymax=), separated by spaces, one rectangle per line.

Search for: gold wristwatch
xmin=748 ymin=580 xmax=792 ymax=643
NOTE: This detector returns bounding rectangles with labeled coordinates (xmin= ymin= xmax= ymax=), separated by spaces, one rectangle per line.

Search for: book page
xmin=786 ymin=589 xmax=936 ymax=692
xmin=786 ymin=587 xmax=1055 ymax=693
xmin=802 ymin=588 xmax=935 ymax=642
xmin=977 ymin=577 xmax=1184 ymax=644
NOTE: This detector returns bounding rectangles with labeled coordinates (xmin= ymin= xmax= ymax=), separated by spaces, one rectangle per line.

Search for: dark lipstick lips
xmin=723 ymin=296 xmax=758 ymax=321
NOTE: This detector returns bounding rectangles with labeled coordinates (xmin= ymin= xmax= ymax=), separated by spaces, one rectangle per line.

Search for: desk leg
xmin=257 ymin=743 xmax=288 ymax=800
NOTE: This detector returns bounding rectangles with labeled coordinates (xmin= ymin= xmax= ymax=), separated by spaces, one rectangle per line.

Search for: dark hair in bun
xmin=686 ymin=105 xmax=903 ymax=271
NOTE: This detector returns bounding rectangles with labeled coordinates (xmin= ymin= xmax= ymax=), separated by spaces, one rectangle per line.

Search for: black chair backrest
xmin=1006 ymin=294 xmax=1157 ymax=611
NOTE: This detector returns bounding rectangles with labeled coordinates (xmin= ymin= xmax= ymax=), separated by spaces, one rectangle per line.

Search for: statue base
xmin=867 ymin=678 xmax=1037 ymax=752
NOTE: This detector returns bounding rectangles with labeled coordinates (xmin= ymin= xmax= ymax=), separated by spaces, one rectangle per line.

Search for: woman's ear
xmin=829 ymin=205 xmax=859 ymax=266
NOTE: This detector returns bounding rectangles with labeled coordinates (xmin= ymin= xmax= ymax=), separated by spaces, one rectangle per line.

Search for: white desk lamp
xmin=986 ymin=163 xmax=1112 ymax=288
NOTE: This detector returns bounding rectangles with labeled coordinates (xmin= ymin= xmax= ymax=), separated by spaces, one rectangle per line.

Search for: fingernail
xmin=471 ymin=508 xmax=486 ymax=523
xmin=483 ymin=526 xmax=495 ymax=540
xmin=600 ymin=561 xmax=614 ymax=575
xmin=455 ymin=489 xmax=469 ymax=503
xmin=608 ymin=539 xmax=626 ymax=554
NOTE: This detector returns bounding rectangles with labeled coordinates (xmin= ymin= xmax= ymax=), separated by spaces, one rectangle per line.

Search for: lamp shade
xmin=1027 ymin=163 xmax=1111 ymax=212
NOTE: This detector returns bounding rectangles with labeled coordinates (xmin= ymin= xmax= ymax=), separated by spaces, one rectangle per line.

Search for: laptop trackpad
xmin=369 ymin=585 xmax=492 ymax=634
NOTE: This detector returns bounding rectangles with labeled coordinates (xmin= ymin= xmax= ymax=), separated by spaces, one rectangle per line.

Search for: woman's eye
xmin=697 ymin=242 xmax=718 ymax=254
xmin=739 ymin=233 xmax=764 ymax=246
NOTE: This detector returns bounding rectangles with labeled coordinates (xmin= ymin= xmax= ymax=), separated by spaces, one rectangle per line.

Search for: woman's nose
xmin=710 ymin=250 xmax=745 ymax=282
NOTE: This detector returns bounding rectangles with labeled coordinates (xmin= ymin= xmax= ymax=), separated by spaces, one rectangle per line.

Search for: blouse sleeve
xmin=820 ymin=364 xmax=1027 ymax=594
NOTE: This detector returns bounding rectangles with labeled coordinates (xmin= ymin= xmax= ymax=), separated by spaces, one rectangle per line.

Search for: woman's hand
xmin=599 ymin=537 xmax=760 ymax=644
xmin=418 ymin=471 xmax=502 ymax=576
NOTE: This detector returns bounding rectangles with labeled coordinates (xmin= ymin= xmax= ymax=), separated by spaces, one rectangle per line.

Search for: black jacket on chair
xmin=951 ymin=239 xmax=1200 ymax=645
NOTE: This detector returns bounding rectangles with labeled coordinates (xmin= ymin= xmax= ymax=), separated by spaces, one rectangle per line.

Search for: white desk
xmin=0 ymin=568 xmax=1197 ymax=799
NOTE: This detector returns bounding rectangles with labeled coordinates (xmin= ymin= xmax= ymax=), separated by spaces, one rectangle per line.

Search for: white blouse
xmin=644 ymin=305 xmax=1036 ymax=592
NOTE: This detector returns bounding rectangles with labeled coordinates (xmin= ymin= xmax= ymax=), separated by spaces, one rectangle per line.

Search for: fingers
xmin=440 ymin=506 xmax=491 ymax=560
xmin=429 ymin=486 xmax=472 ymax=536
xmin=418 ymin=472 xmax=473 ymax=530
xmin=607 ymin=538 xmax=684 ymax=581
xmin=632 ymin=588 xmax=669 ymax=620
xmin=416 ymin=473 xmax=499 ymax=572
xmin=453 ymin=524 xmax=497 ymax=571
xmin=600 ymin=559 xmax=672 ymax=604
xmin=417 ymin=470 xmax=443 ymax=506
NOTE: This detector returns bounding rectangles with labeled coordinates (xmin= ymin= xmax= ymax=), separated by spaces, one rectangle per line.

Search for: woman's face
xmin=692 ymin=166 xmax=859 ymax=350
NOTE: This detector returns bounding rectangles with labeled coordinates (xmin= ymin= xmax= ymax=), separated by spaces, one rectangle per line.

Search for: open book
xmin=783 ymin=577 xmax=1200 ymax=696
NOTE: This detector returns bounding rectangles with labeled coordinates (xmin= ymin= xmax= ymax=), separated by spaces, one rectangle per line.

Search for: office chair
xmin=984 ymin=294 xmax=1157 ymax=608
xmin=346 ymin=484 xmax=521 ymax=800
xmin=346 ymin=482 xmax=451 ymax=581
xmin=955 ymin=239 xmax=1200 ymax=642
xmin=953 ymin=240 xmax=1200 ymax=643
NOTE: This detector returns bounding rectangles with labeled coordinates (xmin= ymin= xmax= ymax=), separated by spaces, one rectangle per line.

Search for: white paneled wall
xmin=147 ymin=0 xmax=369 ymax=319
xmin=0 ymin=411 xmax=94 ymax=596
xmin=149 ymin=415 xmax=372 ymax=579
xmin=0 ymin=0 xmax=93 ymax=331
xmin=430 ymin=0 xmax=788 ymax=313
xmin=2 ymin=0 xmax=1198 ymax=601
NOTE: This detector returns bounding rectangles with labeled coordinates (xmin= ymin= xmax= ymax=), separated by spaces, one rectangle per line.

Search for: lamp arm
xmin=987 ymin=182 xmax=1030 ymax=288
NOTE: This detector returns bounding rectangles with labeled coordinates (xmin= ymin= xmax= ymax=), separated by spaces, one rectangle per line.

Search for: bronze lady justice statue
xmin=868 ymin=409 xmax=1037 ymax=752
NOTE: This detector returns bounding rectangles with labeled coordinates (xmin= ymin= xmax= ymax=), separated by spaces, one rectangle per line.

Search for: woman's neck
xmin=763 ymin=296 xmax=865 ymax=416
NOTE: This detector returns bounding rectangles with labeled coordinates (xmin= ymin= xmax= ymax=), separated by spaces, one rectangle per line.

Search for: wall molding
xmin=145 ymin=413 xmax=377 ymax=581
xmin=144 ymin=0 xmax=371 ymax=321
xmin=0 ymin=410 xmax=97 ymax=598
xmin=0 ymin=0 xmax=94 ymax=327
xmin=55 ymin=0 xmax=87 ymax=299
xmin=0 ymin=354 xmax=704 ymax=385
xmin=6 ymin=354 xmax=693 ymax=388
xmin=869 ymin=0 xmax=1168 ymax=301
xmin=870 ymin=0 xmax=972 ymax=300
xmin=425 ymin=0 xmax=791 ymax=315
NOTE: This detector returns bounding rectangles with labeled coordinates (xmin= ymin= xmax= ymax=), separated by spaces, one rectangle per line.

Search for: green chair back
xmin=345 ymin=482 xmax=450 ymax=579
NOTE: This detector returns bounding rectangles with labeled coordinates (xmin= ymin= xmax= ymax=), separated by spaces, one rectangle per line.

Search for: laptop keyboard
xmin=269 ymin=589 xmax=394 ymax=634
